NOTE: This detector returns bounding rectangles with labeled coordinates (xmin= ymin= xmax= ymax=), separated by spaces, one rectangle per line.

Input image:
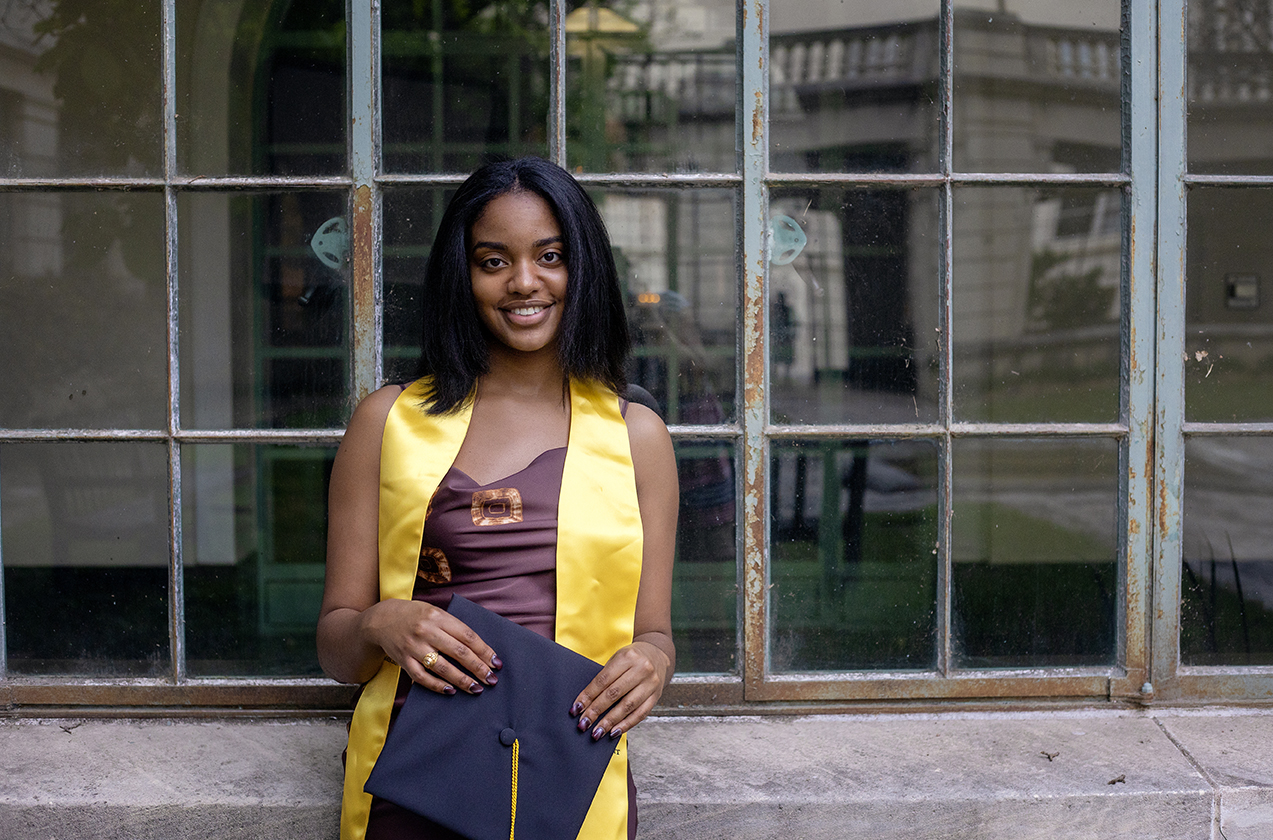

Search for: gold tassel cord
xmin=509 ymin=738 xmax=519 ymax=840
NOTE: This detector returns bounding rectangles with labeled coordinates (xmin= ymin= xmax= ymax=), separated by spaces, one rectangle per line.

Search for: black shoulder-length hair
xmin=415 ymin=157 xmax=630 ymax=414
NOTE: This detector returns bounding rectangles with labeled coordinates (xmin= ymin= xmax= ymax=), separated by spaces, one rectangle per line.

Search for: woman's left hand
xmin=569 ymin=637 xmax=672 ymax=741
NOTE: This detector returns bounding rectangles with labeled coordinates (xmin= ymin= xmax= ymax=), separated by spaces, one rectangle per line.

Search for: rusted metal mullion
xmin=1112 ymin=0 xmax=1157 ymax=703
xmin=0 ymin=430 xmax=169 ymax=441
xmin=569 ymin=173 xmax=744 ymax=187
xmin=950 ymin=172 xmax=1130 ymax=186
xmin=0 ymin=178 xmax=167 ymax=190
xmin=162 ymin=0 xmax=185 ymax=685
xmin=549 ymin=0 xmax=567 ymax=166
xmin=1169 ymin=672 xmax=1273 ymax=701
xmin=375 ymin=173 xmax=474 ymax=186
xmin=349 ymin=0 xmax=381 ymax=400
xmin=763 ymin=172 xmax=1130 ymax=188
xmin=766 ymin=423 xmax=1127 ymax=438
xmin=1152 ymin=0 xmax=1188 ymax=701
xmin=747 ymin=673 xmax=1113 ymax=702
xmin=5 ymin=681 xmax=358 ymax=709
xmin=162 ymin=176 xmax=351 ymax=189
xmin=0 ymin=429 xmax=345 ymax=443
xmin=739 ymin=0 xmax=769 ymax=701
xmin=1182 ymin=422 xmax=1273 ymax=436
xmin=937 ymin=0 xmax=955 ymax=681
xmin=664 ymin=425 xmax=740 ymax=440
xmin=949 ymin=422 xmax=1127 ymax=437
xmin=1184 ymin=173 xmax=1273 ymax=186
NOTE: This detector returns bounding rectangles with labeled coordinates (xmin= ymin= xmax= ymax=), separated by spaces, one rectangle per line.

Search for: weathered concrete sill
xmin=2 ymin=709 xmax=1271 ymax=839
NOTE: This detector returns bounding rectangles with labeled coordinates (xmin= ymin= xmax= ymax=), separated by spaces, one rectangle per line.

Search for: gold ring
xmin=422 ymin=650 xmax=439 ymax=669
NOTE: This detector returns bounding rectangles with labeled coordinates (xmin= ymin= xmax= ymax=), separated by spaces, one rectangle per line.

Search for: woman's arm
xmin=569 ymin=401 xmax=678 ymax=740
xmin=317 ymin=386 xmax=500 ymax=694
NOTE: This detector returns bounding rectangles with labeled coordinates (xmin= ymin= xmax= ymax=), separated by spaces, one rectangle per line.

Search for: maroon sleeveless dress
xmin=366 ymin=443 xmax=638 ymax=839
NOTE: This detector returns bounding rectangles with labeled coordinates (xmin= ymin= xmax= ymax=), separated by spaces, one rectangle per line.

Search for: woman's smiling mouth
xmin=508 ymin=304 xmax=548 ymax=317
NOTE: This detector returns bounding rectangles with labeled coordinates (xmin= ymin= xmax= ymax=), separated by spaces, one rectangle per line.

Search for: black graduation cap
xmin=364 ymin=594 xmax=617 ymax=840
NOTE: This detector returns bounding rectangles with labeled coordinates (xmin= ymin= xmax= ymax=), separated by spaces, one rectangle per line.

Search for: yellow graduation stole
xmin=340 ymin=377 xmax=644 ymax=840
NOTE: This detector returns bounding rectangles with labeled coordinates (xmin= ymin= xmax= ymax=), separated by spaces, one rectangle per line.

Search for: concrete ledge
xmin=1 ymin=710 xmax=1271 ymax=839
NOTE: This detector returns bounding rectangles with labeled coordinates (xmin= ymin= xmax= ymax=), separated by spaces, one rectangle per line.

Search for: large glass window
xmin=0 ymin=0 xmax=1264 ymax=709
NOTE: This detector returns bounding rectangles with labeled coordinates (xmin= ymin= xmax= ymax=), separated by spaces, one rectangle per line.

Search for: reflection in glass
xmin=182 ymin=444 xmax=330 ymax=676
xmin=565 ymin=1 xmax=736 ymax=173
xmin=383 ymin=188 xmax=450 ymax=385
xmin=770 ymin=439 xmax=937 ymax=672
xmin=770 ymin=0 xmax=941 ymax=174
xmin=1 ymin=443 xmax=169 ymax=676
xmin=600 ymin=189 xmax=738 ymax=425
xmin=673 ymin=441 xmax=737 ymax=674
xmin=0 ymin=191 xmax=167 ymax=429
xmin=1185 ymin=187 xmax=1273 ymax=422
xmin=0 ymin=1 xmax=161 ymax=177
xmin=769 ymin=188 xmax=940 ymax=425
xmin=952 ymin=438 xmax=1117 ymax=668
xmin=382 ymin=2 xmax=550 ymax=173
xmin=953 ymin=187 xmax=1122 ymax=423
xmin=179 ymin=192 xmax=349 ymax=430
xmin=953 ymin=2 xmax=1122 ymax=173
xmin=176 ymin=0 xmax=345 ymax=176
xmin=1187 ymin=2 xmax=1273 ymax=174
xmin=1183 ymin=437 xmax=1273 ymax=665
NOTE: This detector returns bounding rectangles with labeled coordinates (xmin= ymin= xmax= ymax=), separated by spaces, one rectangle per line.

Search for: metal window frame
xmin=1150 ymin=0 xmax=1273 ymax=703
xmin=0 ymin=0 xmax=1257 ymax=711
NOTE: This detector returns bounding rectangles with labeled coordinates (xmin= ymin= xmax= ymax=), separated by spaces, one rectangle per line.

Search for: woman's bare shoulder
xmin=624 ymin=401 xmax=674 ymax=467
xmin=341 ymin=383 xmax=408 ymax=449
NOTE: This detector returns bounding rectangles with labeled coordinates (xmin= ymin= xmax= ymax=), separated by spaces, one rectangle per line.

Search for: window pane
xmin=182 ymin=443 xmax=329 ymax=676
xmin=1187 ymin=1 xmax=1273 ymax=174
xmin=382 ymin=2 xmax=550 ymax=173
xmin=565 ymin=1 xmax=736 ymax=173
xmin=0 ymin=192 xmax=167 ymax=429
xmin=1185 ymin=187 xmax=1273 ymax=423
xmin=383 ymin=187 xmax=450 ymax=385
xmin=1 ymin=1 xmax=161 ymax=177
xmin=599 ymin=188 xmax=739 ymax=425
xmin=1182 ymin=437 xmax=1273 ymax=666
xmin=1 ymin=443 xmax=169 ymax=676
xmin=770 ymin=0 xmax=941 ymax=174
xmin=770 ymin=187 xmax=940 ymax=425
xmin=954 ymin=2 xmax=1123 ymax=173
xmin=673 ymin=440 xmax=737 ymax=675
xmin=770 ymin=439 xmax=938 ymax=672
xmin=177 ymin=0 xmax=346 ymax=176
xmin=953 ymin=186 xmax=1122 ymax=423
xmin=952 ymin=438 xmax=1118 ymax=669
xmin=179 ymin=191 xmax=350 ymax=429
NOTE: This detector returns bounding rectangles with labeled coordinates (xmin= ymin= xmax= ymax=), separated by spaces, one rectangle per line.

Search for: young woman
xmin=318 ymin=157 xmax=678 ymax=840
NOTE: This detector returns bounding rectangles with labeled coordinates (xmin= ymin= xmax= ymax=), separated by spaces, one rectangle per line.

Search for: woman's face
xmin=468 ymin=190 xmax=568 ymax=357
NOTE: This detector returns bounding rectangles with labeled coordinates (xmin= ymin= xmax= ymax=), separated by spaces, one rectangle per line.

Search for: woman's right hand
xmin=361 ymin=597 xmax=502 ymax=695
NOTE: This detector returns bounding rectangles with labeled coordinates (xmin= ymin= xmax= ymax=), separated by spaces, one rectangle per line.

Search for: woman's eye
xmin=541 ymin=251 xmax=562 ymax=265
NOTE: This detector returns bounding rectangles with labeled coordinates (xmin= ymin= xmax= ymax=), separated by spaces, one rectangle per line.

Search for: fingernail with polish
xmin=491 ymin=656 xmax=503 ymax=670
xmin=485 ymin=672 xmax=498 ymax=685
xmin=442 ymin=685 xmax=456 ymax=695
xmin=570 ymin=701 xmax=583 ymax=717
xmin=469 ymin=683 xmax=484 ymax=694
xmin=591 ymin=725 xmax=605 ymax=742
xmin=578 ymin=717 xmax=591 ymax=732
xmin=608 ymin=728 xmax=622 ymax=740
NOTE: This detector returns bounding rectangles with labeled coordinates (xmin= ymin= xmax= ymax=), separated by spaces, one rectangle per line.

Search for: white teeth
xmin=510 ymin=306 xmax=545 ymax=316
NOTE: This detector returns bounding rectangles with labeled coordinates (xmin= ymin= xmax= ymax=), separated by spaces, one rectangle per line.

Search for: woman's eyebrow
xmin=534 ymin=236 xmax=564 ymax=248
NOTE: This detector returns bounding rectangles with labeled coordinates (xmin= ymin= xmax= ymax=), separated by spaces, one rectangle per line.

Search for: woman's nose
xmin=508 ymin=260 xmax=539 ymax=293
